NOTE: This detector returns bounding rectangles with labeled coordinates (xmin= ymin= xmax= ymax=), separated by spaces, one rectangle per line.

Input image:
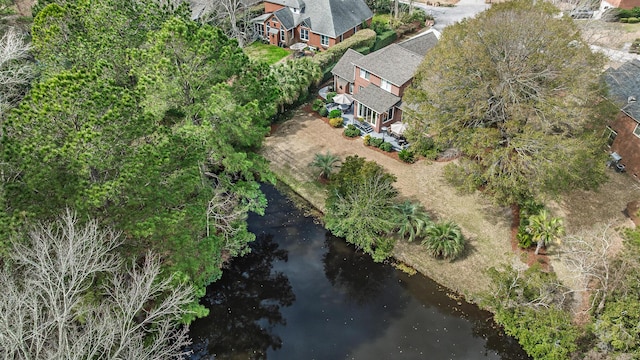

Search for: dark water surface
xmin=188 ymin=184 xmax=530 ymax=359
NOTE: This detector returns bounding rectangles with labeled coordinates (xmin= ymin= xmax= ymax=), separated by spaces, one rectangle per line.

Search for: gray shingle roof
xmin=603 ymin=59 xmax=640 ymax=122
xmin=397 ymin=29 xmax=440 ymax=57
xmin=273 ymin=7 xmax=298 ymax=29
xmin=353 ymin=44 xmax=423 ymax=86
xmin=302 ymin=0 xmax=373 ymax=38
xmin=331 ymin=49 xmax=364 ymax=81
xmin=353 ymin=85 xmax=401 ymax=113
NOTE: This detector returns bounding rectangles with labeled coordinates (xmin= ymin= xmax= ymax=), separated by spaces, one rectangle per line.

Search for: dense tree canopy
xmin=405 ymin=0 xmax=613 ymax=205
xmin=1 ymin=1 xmax=280 ymax=319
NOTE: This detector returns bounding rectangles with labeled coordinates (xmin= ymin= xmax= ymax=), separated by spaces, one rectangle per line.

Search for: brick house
xmin=600 ymin=0 xmax=640 ymax=11
xmin=250 ymin=0 xmax=372 ymax=49
xmin=603 ymin=59 xmax=640 ymax=179
xmin=331 ymin=29 xmax=439 ymax=133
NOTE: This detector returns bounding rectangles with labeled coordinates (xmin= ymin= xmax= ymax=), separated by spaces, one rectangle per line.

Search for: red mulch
xmin=509 ymin=204 xmax=552 ymax=271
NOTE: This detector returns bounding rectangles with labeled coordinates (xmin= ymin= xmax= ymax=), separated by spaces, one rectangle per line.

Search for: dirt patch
xmin=14 ymin=0 xmax=35 ymax=17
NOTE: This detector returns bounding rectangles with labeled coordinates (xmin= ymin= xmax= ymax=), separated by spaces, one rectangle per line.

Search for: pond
xmin=187 ymin=184 xmax=530 ymax=359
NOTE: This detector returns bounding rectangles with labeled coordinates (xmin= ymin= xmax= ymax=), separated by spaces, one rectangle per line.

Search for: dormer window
xmin=291 ymin=7 xmax=300 ymax=14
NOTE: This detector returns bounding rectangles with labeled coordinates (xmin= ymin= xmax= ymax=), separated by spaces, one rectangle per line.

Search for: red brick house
xmin=603 ymin=59 xmax=640 ymax=179
xmin=600 ymin=0 xmax=640 ymax=11
xmin=331 ymin=29 xmax=439 ymax=133
xmin=251 ymin=0 xmax=373 ymax=49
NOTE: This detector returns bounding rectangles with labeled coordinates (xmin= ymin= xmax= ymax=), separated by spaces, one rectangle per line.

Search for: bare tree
xmin=561 ymin=223 xmax=624 ymax=314
xmin=195 ymin=0 xmax=254 ymax=47
xmin=0 ymin=27 xmax=34 ymax=116
xmin=0 ymin=210 xmax=195 ymax=360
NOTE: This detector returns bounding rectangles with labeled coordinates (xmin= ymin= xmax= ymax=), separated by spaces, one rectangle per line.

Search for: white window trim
xmin=300 ymin=28 xmax=309 ymax=41
xmin=634 ymin=124 xmax=640 ymax=138
xmin=381 ymin=78 xmax=392 ymax=92
xmin=360 ymin=68 xmax=370 ymax=80
xmin=320 ymin=35 xmax=329 ymax=47
xmin=280 ymin=28 xmax=285 ymax=42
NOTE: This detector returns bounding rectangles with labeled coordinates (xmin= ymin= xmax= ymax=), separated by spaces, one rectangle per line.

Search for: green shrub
xmin=516 ymin=200 xmax=545 ymax=249
xmin=328 ymin=109 xmax=342 ymax=118
xmin=343 ymin=124 xmax=361 ymax=137
xmin=628 ymin=17 xmax=640 ymax=23
xmin=370 ymin=137 xmax=384 ymax=148
xmin=398 ymin=149 xmax=415 ymax=163
xmin=379 ymin=142 xmax=392 ymax=152
xmin=621 ymin=17 xmax=630 ymax=22
xmin=318 ymin=106 xmax=328 ymax=117
xmin=329 ymin=117 xmax=344 ymax=127
xmin=372 ymin=30 xmax=397 ymax=52
xmin=326 ymin=92 xmax=337 ymax=103
xmin=312 ymin=98 xmax=325 ymax=112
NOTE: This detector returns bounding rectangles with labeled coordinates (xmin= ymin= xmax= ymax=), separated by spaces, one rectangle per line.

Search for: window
xmin=349 ymin=83 xmax=354 ymax=94
xmin=321 ymin=35 xmax=329 ymax=47
xmin=387 ymin=107 xmax=394 ymax=121
xmin=353 ymin=25 xmax=358 ymax=33
xmin=339 ymin=34 xmax=344 ymax=42
xmin=605 ymin=126 xmax=617 ymax=146
xmin=266 ymin=24 xmax=271 ymax=35
xmin=634 ymin=124 xmax=640 ymax=138
xmin=280 ymin=28 xmax=285 ymax=42
xmin=255 ymin=23 xmax=264 ymax=37
xmin=360 ymin=69 xmax=370 ymax=80
xmin=300 ymin=28 xmax=309 ymax=41
xmin=380 ymin=79 xmax=392 ymax=92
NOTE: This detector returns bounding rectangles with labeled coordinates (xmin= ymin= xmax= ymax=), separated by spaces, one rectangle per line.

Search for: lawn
xmin=244 ymin=41 xmax=291 ymax=65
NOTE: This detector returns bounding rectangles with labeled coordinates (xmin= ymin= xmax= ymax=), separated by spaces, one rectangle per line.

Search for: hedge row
xmin=371 ymin=30 xmax=397 ymax=52
xmin=311 ymin=29 xmax=377 ymax=70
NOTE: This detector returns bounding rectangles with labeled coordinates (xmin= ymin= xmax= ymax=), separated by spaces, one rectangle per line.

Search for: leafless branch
xmin=0 ymin=210 xmax=194 ymax=359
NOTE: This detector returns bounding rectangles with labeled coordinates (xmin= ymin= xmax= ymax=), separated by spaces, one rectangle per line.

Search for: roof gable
xmin=353 ymin=44 xmax=424 ymax=86
xmin=331 ymin=48 xmax=364 ymax=81
xmin=302 ymin=0 xmax=373 ymax=38
xmin=397 ymin=29 xmax=440 ymax=57
xmin=603 ymin=59 xmax=640 ymax=122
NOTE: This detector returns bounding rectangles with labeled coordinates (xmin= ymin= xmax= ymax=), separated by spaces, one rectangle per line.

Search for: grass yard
xmin=244 ymin=41 xmax=291 ymax=65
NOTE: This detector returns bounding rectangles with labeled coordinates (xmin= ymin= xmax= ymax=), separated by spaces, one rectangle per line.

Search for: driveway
xmin=401 ymin=0 xmax=490 ymax=32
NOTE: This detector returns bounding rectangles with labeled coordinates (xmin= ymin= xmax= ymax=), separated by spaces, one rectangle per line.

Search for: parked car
xmin=569 ymin=7 xmax=594 ymax=19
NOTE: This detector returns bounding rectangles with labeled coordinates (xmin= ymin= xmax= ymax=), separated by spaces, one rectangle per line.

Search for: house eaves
xmin=353 ymin=85 xmax=401 ymax=114
xmin=353 ymin=44 xmax=423 ymax=86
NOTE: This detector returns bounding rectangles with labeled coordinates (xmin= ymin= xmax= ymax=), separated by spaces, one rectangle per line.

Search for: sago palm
xmin=395 ymin=201 xmax=432 ymax=242
xmin=422 ymin=221 xmax=465 ymax=260
xmin=309 ymin=152 xmax=340 ymax=180
xmin=526 ymin=209 xmax=564 ymax=255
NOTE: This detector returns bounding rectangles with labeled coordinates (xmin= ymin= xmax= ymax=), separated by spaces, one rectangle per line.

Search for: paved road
xmin=401 ymin=0 xmax=490 ymax=31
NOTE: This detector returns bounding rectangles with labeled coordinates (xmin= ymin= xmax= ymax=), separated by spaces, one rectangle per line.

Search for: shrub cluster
xmin=312 ymin=98 xmax=325 ymax=112
xmin=398 ymin=148 xmax=415 ymax=163
xmin=516 ymin=200 xmax=545 ymax=248
xmin=318 ymin=106 xmax=328 ymax=117
xmin=329 ymin=117 xmax=343 ymax=127
xmin=325 ymin=92 xmax=337 ymax=104
xmin=328 ymin=109 xmax=342 ymax=118
xmin=343 ymin=124 xmax=361 ymax=137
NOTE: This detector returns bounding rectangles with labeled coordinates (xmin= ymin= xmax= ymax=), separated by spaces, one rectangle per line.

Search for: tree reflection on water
xmin=322 ymin=233 xmax=392 ymax=306
xmin=187 ymin=233 xmax=295 ymax=359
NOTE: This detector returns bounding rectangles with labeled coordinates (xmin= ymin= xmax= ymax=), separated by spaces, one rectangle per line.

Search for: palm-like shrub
xmin=526 ymin=210 xmax=564 ymax=255
xmin=422 ymin=221 xmax=465 ymax=260
xmin=309 ymin=152 xmax=340 ymax=180
xmin=395 ymin=201 xmax=432 ymax=242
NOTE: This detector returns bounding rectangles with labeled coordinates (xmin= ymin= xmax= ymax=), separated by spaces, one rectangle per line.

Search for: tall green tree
xmin=325 ymin=156 xmax=399 ymax=262
xmin=31 ymin=0 xmax=187 ymax=82
xmin=405 ymin=0 xmax=609 ymax=205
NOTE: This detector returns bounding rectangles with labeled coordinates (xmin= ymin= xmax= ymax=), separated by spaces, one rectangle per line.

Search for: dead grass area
xmin=578 ymin=20 xmax=640 ymax=50
xmin=13 ymin=0 xmax=35 ymax=17
xmin=263 ymin=104 xmax=640 ymax=305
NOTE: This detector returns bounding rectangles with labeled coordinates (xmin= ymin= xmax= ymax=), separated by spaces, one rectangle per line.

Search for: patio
xmin=326 ymin=103 xmax=409 ymax=152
